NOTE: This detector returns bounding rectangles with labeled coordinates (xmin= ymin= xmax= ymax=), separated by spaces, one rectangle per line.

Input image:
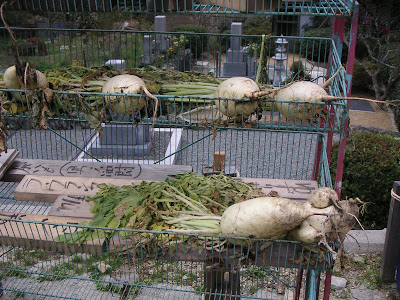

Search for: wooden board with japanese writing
xmin=240 ymin=178 xmax=318 ymax=201
xmin=0 ymin=149 xmax=19 ymax=180
xmin=3 ymin=159 xmax=192 ymax=182
xmin=0 ymin=212 xmax=104 ymax=254
xmin=14 ymin=175 xmax=144 ymax=202
xmin=48 ymin=195 xmax=94 ymax=219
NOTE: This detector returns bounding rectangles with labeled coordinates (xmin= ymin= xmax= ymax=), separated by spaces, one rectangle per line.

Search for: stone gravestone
xmin=154 ymin=16 xmax=168 ymax=54
xmin=90 ymin=116 xmax=152 ymax=158
xmin=141 ymin=16 xmax=169 ymax=66
xmin=141 ymin=35 xmax=154 ymax=65
xmin=223 ymin=22 xmax=247 ymax=77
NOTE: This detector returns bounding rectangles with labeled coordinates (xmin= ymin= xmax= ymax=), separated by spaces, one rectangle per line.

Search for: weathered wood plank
xmin=48 ymin=195 xmax=94 ymax=219
xmin=0 ymin=149 xmax=19 ymax=180
xmin=0 ymin=212 xmax=104 ymax=255
xmin=240 ymin=178 xmax=318 ymax=200
xmin=14 ymin=175 xmax=144 ymax=202
xmin=3 ymin=159 xmax=192 ymax=182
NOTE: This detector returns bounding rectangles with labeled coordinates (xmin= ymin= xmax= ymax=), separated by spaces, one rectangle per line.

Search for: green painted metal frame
xmin=0 ymin=21 xmax=349 ymax=299
xmin=3 ymin=0 xmax=356 ymax=16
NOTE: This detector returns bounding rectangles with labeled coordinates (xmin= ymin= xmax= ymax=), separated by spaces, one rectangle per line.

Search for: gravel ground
xmin=0 ymin=247 xmax=305 ymax=300
xmin=7 ymin=127 xmax=95 ymax=161
xmin=176 ymin=128 xmax=318 ymax=180
xmin=330 ymin=252 xmax=400 ymax=300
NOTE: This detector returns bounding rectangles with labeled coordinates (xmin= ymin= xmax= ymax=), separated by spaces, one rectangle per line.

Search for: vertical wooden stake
xmin=381 ymin=181 xmax=400 ymax=283
xmin=214 ymin=151 xmax=225 ymax=172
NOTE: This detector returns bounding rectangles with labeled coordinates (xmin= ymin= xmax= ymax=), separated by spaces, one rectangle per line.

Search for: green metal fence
xmin=4 ymin=0 xmax=356 ymax=15
xmin=0 ymin=29 xmax=343 ymax=83
xmin=0 ymin=28 xmax=347 ymax=299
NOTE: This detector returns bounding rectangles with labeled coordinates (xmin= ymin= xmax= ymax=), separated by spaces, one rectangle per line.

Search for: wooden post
xmin=204 ymin=261 xmax=240 ymax=300
xmin=214 ymin=151 xmax=226 ymax=172
xmin=381 ymin=181 xmax=400 ymax=283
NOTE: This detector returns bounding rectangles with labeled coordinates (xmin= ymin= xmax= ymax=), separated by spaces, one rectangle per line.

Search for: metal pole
xmin=334 ymin=2 xmax=359 ymax=199
xmin=381 ymin=181 xmax=400 ymax=283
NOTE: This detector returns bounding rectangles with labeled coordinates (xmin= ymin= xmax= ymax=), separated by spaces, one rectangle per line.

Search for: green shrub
xmin=330 ymin=132 xmax=400 ymax=229
xmin=301 ymin=28 xmax=332 ymax=63
xmin=287 ymin=60 xmax=311 ymax=82
xmin=351 ymin=61 xmax=373 ymax=91
xmin=171 ymin=25 xmax=208 ymax=58
xmin=242 ymin=16 xmax=272 ymax=36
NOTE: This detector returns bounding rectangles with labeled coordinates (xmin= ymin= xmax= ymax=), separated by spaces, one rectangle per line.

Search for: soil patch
xmin=349 ymin=90 xmax=395 ymax=132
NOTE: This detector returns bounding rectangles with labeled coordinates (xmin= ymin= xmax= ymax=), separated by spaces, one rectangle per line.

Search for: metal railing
xmin=3 ymin=0 xmax=356 ymax=15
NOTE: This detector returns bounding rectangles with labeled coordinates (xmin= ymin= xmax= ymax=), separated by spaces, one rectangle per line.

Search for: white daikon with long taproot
xmin=214 ymin=77 xmax=260 ymax=121
xmin=220 ymin=197 xmax=326 ymax=239
xmin=4 ymin=65 xmax=49 ymax=102
xmin=273 ymin=81 xmax=328 ymax=120
xmin=102 ymin=75 xmax=150 ymax=114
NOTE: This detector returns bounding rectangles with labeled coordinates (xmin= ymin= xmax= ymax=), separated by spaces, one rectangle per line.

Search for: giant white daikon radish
xmin=4 ymin=65 xmax=49 ymax=102
xmin=308 ymin=187 xmax=338 ymax=209
xmin=273 ymin=81 xmax=328 ymax=120
xmin=289 ymin=219 xmax=324 ymax=244
xmin=220 ymin=197 xmax=325 ymax=239
xmin=214 ymin=77 xmax=259 ymax=121
xmin=290 ymin=198 xmax=361 ymax=244
xmin=102 ymin=75 xmax=148 ymax=114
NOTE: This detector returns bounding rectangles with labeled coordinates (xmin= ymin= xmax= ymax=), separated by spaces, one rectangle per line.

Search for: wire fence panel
xmin=0 ymin=222 xmax=336 ymax=299
xmin=0 ymin=29 xmax=346 ymax=90
xmin=3 ymin=0 xmax=356 ymax=15
xmin=0 ymin=25 xmax=348 ymax=299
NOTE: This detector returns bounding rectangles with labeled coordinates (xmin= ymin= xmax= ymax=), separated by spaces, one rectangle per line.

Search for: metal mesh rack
xmin=4 ymin=0 xmax=356 ymax=15
xmin=0 ymin=0 xmax=357 ymax=298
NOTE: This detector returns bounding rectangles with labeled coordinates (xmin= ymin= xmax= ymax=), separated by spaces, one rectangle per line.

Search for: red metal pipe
xmin=294 ymin=269 xmax=304 ymax=300
xmin=334 ymin=3 xmax=359 ymax=199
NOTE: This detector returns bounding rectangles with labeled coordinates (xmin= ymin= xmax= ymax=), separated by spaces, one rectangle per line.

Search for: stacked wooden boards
xmin=0 ymin=158 xmax=319 ymax=254
xmin=0 ymin=159 xmax=193 ymax=254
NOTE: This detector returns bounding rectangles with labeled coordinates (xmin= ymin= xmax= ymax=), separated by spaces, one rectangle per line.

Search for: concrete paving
xmin=343 ymin=229 xmax=387 ymax=254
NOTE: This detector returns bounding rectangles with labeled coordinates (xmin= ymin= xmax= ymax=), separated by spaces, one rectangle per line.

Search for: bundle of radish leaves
xmin=55 ymin=172 xmax=361 ymax=260
xmin=54 ymin=172 xmax=265 ymax=246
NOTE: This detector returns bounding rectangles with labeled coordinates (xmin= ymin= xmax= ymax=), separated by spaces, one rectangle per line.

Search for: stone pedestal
xmin=247 ymin=56 xmax=258 ymax=78
xmin=141 ymin=35 xmax=154 ymax=65
xmin=155 ymin=16 xmax=167 ymax=54
xmin=90 ymin=124 xmax=152 ymax=157
xmin=223 ymin=22 xmax=247 ymax=77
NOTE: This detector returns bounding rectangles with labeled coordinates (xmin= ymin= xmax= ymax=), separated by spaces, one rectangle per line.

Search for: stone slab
xmin=90 ymin=141 xmax=152 ymax=157
xmin=100 ymin=124 xmax=151 ymax=145
xmin=223 ymin=61 xmax=249 ymax=77
xmin=226 ymin=49 xmax=245 ymax=63
xmin=343 ymin=229 xmax=387 ymax=254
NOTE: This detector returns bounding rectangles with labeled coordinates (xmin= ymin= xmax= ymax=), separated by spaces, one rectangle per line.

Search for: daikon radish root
xmin=289 ymin=198 xmax=362 ymax=247
xmin=102 ymin=75 xmax=149 ymax=114
xmin=102 ymin=74 xmax=159 ymax=133
xmin=4 ymin=65 xmax=49 ymax=102
xmin=214 ymin=77 xmax=260 ymax=121
xmin=289 ymin=201 xmax=334 ymax=243
xmin=273 ymin=81 xmax=328 ymax=120
xmin=220 ymin=197 xmax=326 ymax=239
xmin=1 ymin=1 xmax=52 ymax=131
xmin=326 ymin=198 xmax=361 ymax=242
xmin=289 ymin=220 xmax=324 ymax=244
xmin=308 ymin=187 xmax=338 ymax=209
